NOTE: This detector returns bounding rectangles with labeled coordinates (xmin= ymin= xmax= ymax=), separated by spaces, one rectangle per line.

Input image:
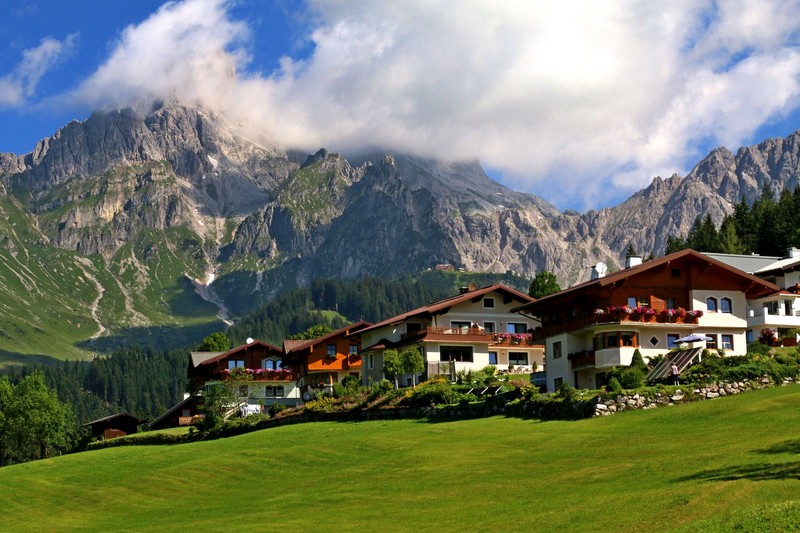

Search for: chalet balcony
xmin=568 ymin=347 xmax=637 ymax=370
xmin=221 ymin=368 xmax=299 ymax=382
xmin=533 ymin=308 xmax=701 ymax=340
xmin=747 ymin=307 xmax=800 ymax=329
xmin=401 ymin=326 xmax=493 ymax=343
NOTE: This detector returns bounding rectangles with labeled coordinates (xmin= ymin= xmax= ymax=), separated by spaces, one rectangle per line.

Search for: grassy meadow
xmin=3 ymin=386 xmax=800 ymax=532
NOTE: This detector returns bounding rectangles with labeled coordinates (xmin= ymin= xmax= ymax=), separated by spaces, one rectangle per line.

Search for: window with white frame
xmin=507 ymin=322 xmax=527 ymax=333
xmin=720 ymin=334 xmax=733 ymax=350
xmin=262 ymin=357 xmax=282 ymax=370
xmin=667 ymin=334 xmax=680 ymax=349
xmin=440 ymin=345 xmax=474 ymax=362
xmin=265 ymin=385 xmax=285 ymax=398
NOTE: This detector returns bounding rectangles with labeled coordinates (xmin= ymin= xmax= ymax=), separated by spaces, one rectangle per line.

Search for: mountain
xmin=1 ymin=101 xmax=799 ymax=360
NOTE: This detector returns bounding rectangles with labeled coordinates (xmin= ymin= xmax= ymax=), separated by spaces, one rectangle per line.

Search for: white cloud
xmin=0 ymin=35 xmax=76 ymax=107
xmin=68 ymin=0 xmax=800 ymax=210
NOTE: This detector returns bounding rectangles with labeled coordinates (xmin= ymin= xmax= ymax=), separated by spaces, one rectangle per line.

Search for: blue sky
xmin=2 ymin=0 xmax=800 ymax=212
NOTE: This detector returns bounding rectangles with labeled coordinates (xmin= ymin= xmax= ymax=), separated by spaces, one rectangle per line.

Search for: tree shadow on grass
xmin=676 ymin=461 xmax=800 ymax=483
xmin=756 ymin=439 xmax=800 ymax=455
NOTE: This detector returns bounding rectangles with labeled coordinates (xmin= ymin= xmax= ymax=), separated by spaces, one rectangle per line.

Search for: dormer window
xmin=483 ymin=297 xmax=495 ymax=308
xmin=262 ymin=358 xmax=282 ymax=370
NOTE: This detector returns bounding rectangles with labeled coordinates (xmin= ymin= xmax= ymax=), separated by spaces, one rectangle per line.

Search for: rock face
xmin=2 ymin=101 xmax=800 ymax=331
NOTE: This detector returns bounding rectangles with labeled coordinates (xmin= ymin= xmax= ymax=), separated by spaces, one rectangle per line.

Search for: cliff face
xmin=1 ymin=101 xmax=799 ymax=353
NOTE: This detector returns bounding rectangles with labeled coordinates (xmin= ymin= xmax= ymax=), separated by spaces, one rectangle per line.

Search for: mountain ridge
xmin=1 ymin=101 xmax=799 ymax=358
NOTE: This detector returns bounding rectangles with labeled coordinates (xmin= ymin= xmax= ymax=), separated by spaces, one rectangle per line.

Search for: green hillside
xmin=2 ymin=386 xmax=800 ymax=532
xmin=0 ymin=193 xmax=222 ymax=368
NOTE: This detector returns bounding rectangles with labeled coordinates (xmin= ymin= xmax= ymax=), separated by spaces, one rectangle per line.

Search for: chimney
xmin=786 ymin=247 xmax=800 ymax=259
xmin=625 ymin=255 xmax=642 ymax=268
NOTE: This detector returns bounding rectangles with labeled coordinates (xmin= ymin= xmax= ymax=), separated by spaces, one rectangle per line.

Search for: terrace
xmin=533 ymin=307 xmax=701 ymax=340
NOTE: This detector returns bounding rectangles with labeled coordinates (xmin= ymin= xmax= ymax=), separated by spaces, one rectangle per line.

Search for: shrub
xmin=748 ymin=342 xmax=771 ymax=356
xmin=607 ymin=377 xmax=623 ymax=395
xmin=619 ymin=367 xmax=644 ymax=389
xmin=630 ymin=349 xmax=647 ymax=372
xmin=555 ymin=381 xmax=579 ymax=401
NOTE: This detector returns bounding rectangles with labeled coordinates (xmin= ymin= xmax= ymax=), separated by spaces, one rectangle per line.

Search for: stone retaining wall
xmin=592 ymin=376 xmax=794 ymax=417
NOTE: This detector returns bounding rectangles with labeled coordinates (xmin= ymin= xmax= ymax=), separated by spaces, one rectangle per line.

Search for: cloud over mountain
xmin=61 ymin=0 xmax=800 ymax=209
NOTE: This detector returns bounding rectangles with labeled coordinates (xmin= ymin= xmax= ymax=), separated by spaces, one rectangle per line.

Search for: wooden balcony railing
xmin=533 ymin=312 xmax=700 ymax=340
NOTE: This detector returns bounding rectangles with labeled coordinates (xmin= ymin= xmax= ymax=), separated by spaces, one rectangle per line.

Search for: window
xmin=706 ymin=335 xmax=718 ymax=350
xmin=627 ymin=297 xmax=637 ymax=308
xmin=721 ymin=334 xmax=733 ymax=350
xmin=706 ymin=297 xmax=718 ymax=312
xmin=507 ymin=322 xmax=527 ymax=333
xmin=766 ymin=301 xmax=779 ymax=315
xmin=326 ymin=344 xmax=337 ymax=357
xmin=671 ymin=268 xmax=682 ymax=278
xmin=649 ymin=336 xmax=659 ymax=347
xmin=262 ymin=358 xmax=282 ymax=370
xmin=488 ymin=351 xmax=498 ymax=365
xmin=667 ymin=334 xmax=680 ymax=349
xmin=637 ymin=296 xmax=649 ymax=308
xmin=265 ymin=386 xmax=285 ymax=398
xmin=368 ymin=354 xmax=374 ymax=370
xmin=621 ymin=333 xmax=635 ymax=347
xmin=451 ymin=321 xmax=471 ymax=331
xmin=666 ymin=297 xmax=677 ymax=310
xmin=483 ymin=297 xmax=495 ymax=308
xmin=552 ymin=341 xmax=562 ymax=359
xmin=483 ymin=321 xmax=495 ymax=333
xmin=182 ymin=409 xmax=191 ymax=417
xmin=509 ymin=352 xmax=529 ymax=365
xmin=228 ymin=360 xmax=245 ymax=370
xmin=349 ymin=345 xmax=359 ymax=356
xmin=720 ymin=297 xmax=732 ymax=313
xmin=606 ymin=334 xmax=618 ymax=348
xmin=440 ymin=345 xmax=474 ymax=362
xmin=553 ymin=377 xmax=563 ymax=390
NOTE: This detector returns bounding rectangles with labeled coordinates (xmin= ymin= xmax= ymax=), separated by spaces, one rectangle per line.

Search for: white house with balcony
xmin=512 ymin=250 xmax=779 ymax=391
xmin=706 ymin=248 xmax=800 ymax=346
xmin=359 ymin=284 xmax=543 ymax=386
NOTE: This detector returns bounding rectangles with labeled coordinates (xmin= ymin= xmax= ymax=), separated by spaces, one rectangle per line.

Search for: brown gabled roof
xmin=283 ymin=320 xmax=372 ymax=355
xmin=192 ymin=340 xmax=283 ymax=368
xmin=83 ymin=412 xmax=145 ymax=427
xmin=359 ymin=284 xmax=534 ymax=335
xmin=512 ymin=249 xmax=780 ymax=313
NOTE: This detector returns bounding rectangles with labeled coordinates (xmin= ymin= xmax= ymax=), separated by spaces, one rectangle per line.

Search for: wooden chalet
xmin=512 ymin=249 xmax=780 ymax=390
xmin=84 ymin=413 xmax=145 ymax=440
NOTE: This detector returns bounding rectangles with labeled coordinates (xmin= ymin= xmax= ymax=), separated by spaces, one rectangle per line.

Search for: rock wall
xmin=592 ymin=376 xmax=795 ymax=417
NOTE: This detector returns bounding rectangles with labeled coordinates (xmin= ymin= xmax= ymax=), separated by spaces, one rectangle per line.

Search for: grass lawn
xmin=2 ymin=386 xmax=800 ymax=532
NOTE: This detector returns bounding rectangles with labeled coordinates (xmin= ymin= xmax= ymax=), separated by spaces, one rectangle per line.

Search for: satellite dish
xmin=246 ymin=337 xmax=254 ymax=344
xmin=467 ymin=282 xmax=477 ymax=291
xmin=591 ymin=261 xmax=608 ymax=280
